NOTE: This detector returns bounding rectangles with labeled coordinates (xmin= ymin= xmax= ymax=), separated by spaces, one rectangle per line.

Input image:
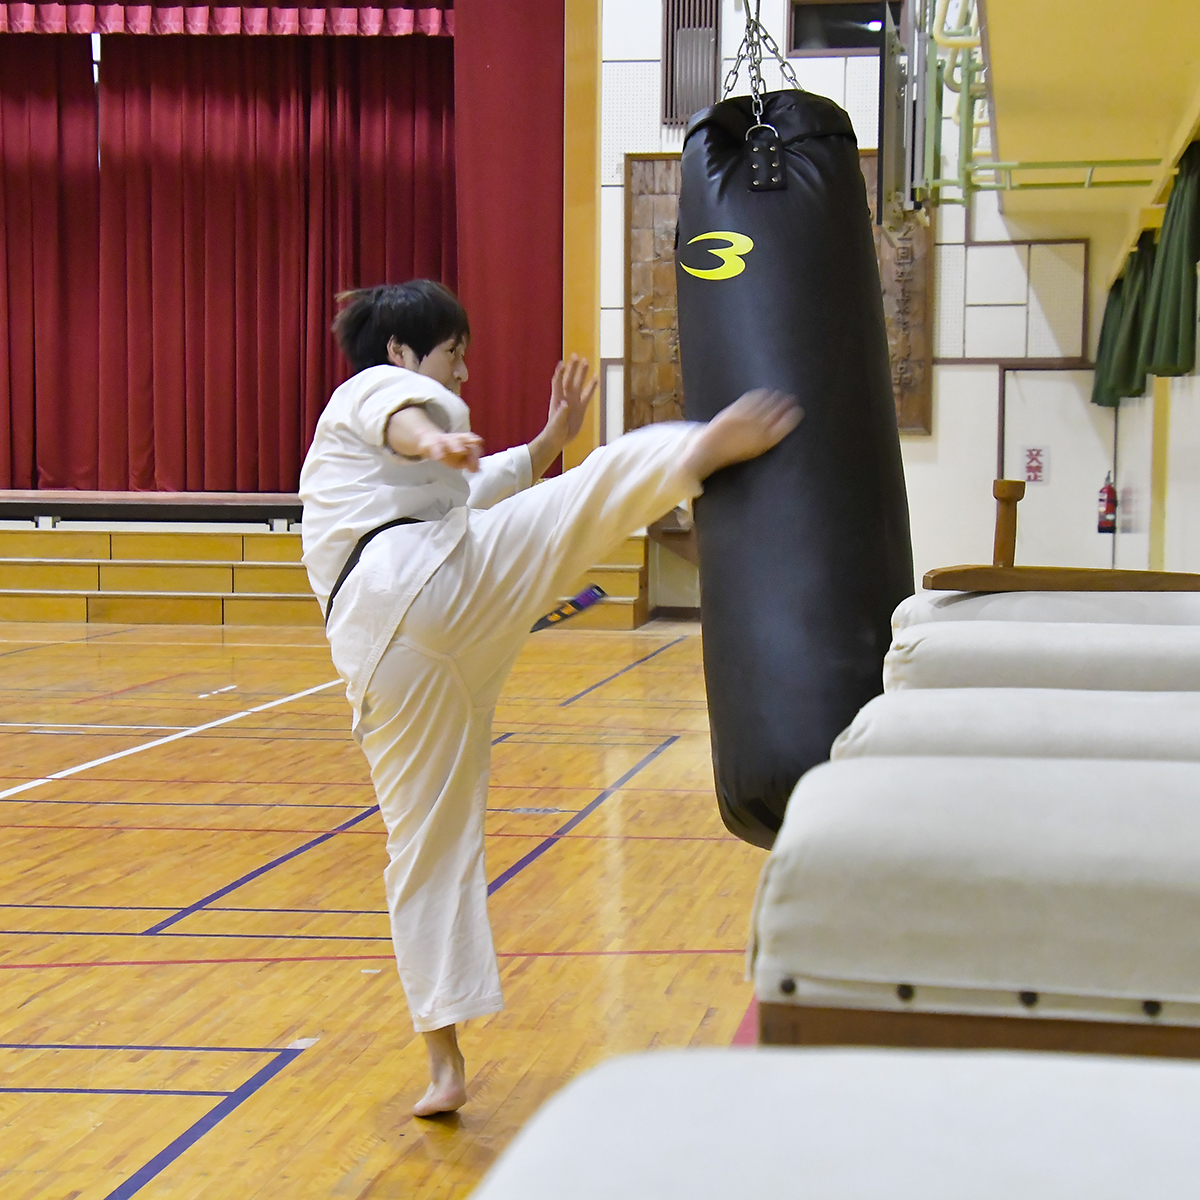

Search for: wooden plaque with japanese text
xmin=625 ymin=149 xmax=934 ymax=435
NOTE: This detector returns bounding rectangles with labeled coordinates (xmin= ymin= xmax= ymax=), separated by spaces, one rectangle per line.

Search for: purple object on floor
xmin=531 ymin=585 xmax=607 ymax=632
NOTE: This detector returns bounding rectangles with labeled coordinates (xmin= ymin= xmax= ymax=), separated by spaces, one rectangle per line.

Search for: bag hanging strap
xmin=324 ymin=516 xmax=422 ymax=624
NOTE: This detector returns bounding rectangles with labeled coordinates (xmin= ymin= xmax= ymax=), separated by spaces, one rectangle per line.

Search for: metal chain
xmin=721 ymin=42 xmax=748 ymax=102
xmin=747 ymin=13 xmax=766 ymax=123
xmin=723 ymin=0 xmax=801 ymax=114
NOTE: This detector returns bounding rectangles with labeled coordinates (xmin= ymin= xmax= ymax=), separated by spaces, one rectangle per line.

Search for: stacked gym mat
xmin=752 ymin=590 xmax=1200 ymax=1051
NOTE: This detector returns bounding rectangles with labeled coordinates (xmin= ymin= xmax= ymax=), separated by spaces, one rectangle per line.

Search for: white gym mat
xmin=752 ymin=756 xmax=1200 ymax=1013
xmin=884 ymin=620 xmax=1200 ymax=691
xmin=895 ymin=589 xmax=1200 ymax=631
xmin=832 ymin=688 xmax=1200 ymax=761
xmin=471 ymin=1047 xmax=1200 ymax=1198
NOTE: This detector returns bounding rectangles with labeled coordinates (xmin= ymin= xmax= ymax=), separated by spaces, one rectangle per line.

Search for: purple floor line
xmin=0 ymin=1042 xmax=286 ymax=1052
xmin=0 ymin=929 xmax=392 ymax=941
xmin=129 ymin=735 xmax=512 ymax=936
xmin=487 ymin=735 xmax=679 ymax=896
xmin=141 ymin=807 xmax=380 ymax=935
xmin=557 ymin=637 xmax=686 ymax=706
xmin=2 ymin=1087 xmax=231 ymax=1097
xmin=102 ymin=1048 xmax=305 ymax=1200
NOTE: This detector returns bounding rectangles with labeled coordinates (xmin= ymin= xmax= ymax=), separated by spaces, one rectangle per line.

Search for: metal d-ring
xmin=745 ymin=122 xmax=779 ymax=142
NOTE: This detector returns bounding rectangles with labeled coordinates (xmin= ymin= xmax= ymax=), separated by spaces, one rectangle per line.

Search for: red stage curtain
xmin=454 ymin=0 xmax=564 ymax=463
xmin=0 ymin=34 xmax=99 ymax=488
xmin=96 ymin=34 xmax=455 ymax=490
xmin=0 ymin=4 xmax=453 ymax=36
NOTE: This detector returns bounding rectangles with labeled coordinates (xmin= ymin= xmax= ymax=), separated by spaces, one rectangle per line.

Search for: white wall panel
xmin=964 ymin=305 xmax=1027 ymax=358
xmin=1002 ymin=371 xmax=1114 ymax=569
xmin=935 ymin=202 xmax=965 ymax=244
xmin=602 ymin=0 xmax=663 ymax=62
xmin=604 ymin=360 xmax=625 ymax=443
xmin=756 ymin=56 xmax=788 ymax=94
xmin=1026 ymin=242 xmax=1086 ymax=360
xmin=1166 ymin=374 xmax=1200 ymax=572
xmin=933 ymin=244 xmax=965 ymax=359
xmin=901 ymin=366 xmax=999 ymax=583
xmin=843 ymin=54 xmax=879 ymax=149
xmin=791 ymin=55 xmax=845 ymax=105
xmin=601 ymin=60 xmax=662 ymax=185
xmin=965 ymin=243 xmax=1029 ymax=306
xmin=722 ymin=0 xmax=789 ymax=59
xmin=599 ymin=185 xmax=626 ymax=309
xmin=1114 ymin=389 xmax=1153 ymax=569
xmin=970 ymin=189 xmax=1013 ymax=242
xmin=600 ymin=308 xmax=624 ymax=358
xmin=940 ymin=115 xmax=958 ymax=180
xmin=660 ymin=123 xmax=686 ymax=152
xmin=759 ymin=0 xmax=790 ymax=47
xmin=650 ymin=541 xmax=701 ymax=607
xmin=720 ymin=0 xmax=743 ymax=59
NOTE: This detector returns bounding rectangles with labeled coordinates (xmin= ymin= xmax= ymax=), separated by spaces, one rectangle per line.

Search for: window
xmin=662 ymin=0 xmax=721 ymax=126
xmin=790 ymin=1 xmax=904 ymax=55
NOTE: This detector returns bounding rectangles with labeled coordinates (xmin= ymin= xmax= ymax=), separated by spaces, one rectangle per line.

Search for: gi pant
xmin=356 ymin=422 xmax=703 ymax=1032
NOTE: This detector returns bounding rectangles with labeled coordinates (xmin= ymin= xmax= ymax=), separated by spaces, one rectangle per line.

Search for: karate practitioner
xmin=299 ymin=280 xmax=800 ymax=1116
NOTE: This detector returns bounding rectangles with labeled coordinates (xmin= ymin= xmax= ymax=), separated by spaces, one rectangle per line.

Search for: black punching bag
xmin=676 ymin=89 xmax=913 ymax=849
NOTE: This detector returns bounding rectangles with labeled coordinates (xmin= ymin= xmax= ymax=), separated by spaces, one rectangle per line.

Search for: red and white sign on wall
xmin=1022 ymin=446 xmax=1048 ymax=484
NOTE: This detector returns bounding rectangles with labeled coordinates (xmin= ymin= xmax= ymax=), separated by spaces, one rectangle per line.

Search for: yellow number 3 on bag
xmin=680 ymin=231 xmax=755 ymax=280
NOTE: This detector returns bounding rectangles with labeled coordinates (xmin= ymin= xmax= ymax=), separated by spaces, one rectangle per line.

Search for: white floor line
xmin=0 ymin=679 xmax=342 ymax=801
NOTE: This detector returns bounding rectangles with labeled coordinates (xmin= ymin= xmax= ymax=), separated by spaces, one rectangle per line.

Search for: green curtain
xmin=1091 ymin=275 xmax=1126 ymax=407
xmin=1092 ymin=230 xmax=1157 ymax=406
xmin=1138 ymin=141 xmax=1200 ymax=377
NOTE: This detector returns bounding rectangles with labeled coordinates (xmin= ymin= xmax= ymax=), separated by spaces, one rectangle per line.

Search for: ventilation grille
xmin=662 ymin=0 xmax=720 ymax=127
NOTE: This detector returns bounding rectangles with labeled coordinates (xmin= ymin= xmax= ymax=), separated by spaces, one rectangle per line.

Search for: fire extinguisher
xmin=1098 ymin=472 xmax=1117 ymax=534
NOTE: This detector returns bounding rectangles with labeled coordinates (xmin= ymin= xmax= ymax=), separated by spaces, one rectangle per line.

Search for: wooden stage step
xmin=0 ymin=529 xmax=650 ymax=628
xmin=0 ymin=529 xmax=302 ymax=562
xmin=0 ymin=589 xmax=323 ymax=625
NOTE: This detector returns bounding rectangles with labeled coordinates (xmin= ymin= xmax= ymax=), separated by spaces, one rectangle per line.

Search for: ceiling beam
xmin=1106 ymin=72 xmax=1200 ymax=286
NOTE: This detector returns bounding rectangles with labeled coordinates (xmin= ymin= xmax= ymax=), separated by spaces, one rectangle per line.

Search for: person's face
xmin=416 ymin=336 xmax=469 ymax=394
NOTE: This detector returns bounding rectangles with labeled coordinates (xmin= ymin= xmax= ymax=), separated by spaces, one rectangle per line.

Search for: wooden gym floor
xmin=0 ymin=619 xmax=763 ymax=1199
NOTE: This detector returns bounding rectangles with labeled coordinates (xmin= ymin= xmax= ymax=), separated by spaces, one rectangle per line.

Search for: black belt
xmin=324 ymin=517 xmax=422 ymax=624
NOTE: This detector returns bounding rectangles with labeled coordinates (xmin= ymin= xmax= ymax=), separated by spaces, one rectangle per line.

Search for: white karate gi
xmin=301 ymin=365 xmax=703 ymax=1032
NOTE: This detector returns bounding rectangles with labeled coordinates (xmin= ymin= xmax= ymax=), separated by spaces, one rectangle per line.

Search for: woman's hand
xmin=387 ymin=405 xmax=482 ymax=472
xmin=417 ymin=430 xmax=483 ymax=473
xmin=529 ymin=354 xmax=597 ymax=480
xmin=547 ymin=354 xmax=597 ymax=445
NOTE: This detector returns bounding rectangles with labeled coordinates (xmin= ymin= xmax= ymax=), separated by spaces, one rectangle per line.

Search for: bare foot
xmin=413 ymin=1024 xmax=467 ymax=1117
xmin=682 ymin=389 xmax=803 ymax=481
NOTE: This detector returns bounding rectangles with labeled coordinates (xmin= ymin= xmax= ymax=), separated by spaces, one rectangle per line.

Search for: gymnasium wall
xmin=599 ymin=0 xmax=1196 ymax=601
xmin=1167 ymin=373 xmax=1200 ymax=571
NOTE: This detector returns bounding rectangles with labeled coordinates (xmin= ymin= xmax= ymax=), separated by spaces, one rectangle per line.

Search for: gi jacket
xmin=299 ymin=365 xmax=533 ymax=729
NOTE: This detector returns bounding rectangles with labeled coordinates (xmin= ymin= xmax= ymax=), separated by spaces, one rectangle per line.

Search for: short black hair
xmin=332 ymin=280 xmax=470 ymax=373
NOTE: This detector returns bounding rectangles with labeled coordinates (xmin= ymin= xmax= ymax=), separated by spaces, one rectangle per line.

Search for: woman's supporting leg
xmin=416 ymin=1024 xmax=466 ymax=1117
xmin=357 ymin=636 xmax=507 ymax=1117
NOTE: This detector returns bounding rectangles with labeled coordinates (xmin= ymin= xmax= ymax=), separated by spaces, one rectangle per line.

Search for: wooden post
xmin=992 ymin=479 xmax=1026 ymax=568
xmin=562 ymin=0 xmax=601 ymax=469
